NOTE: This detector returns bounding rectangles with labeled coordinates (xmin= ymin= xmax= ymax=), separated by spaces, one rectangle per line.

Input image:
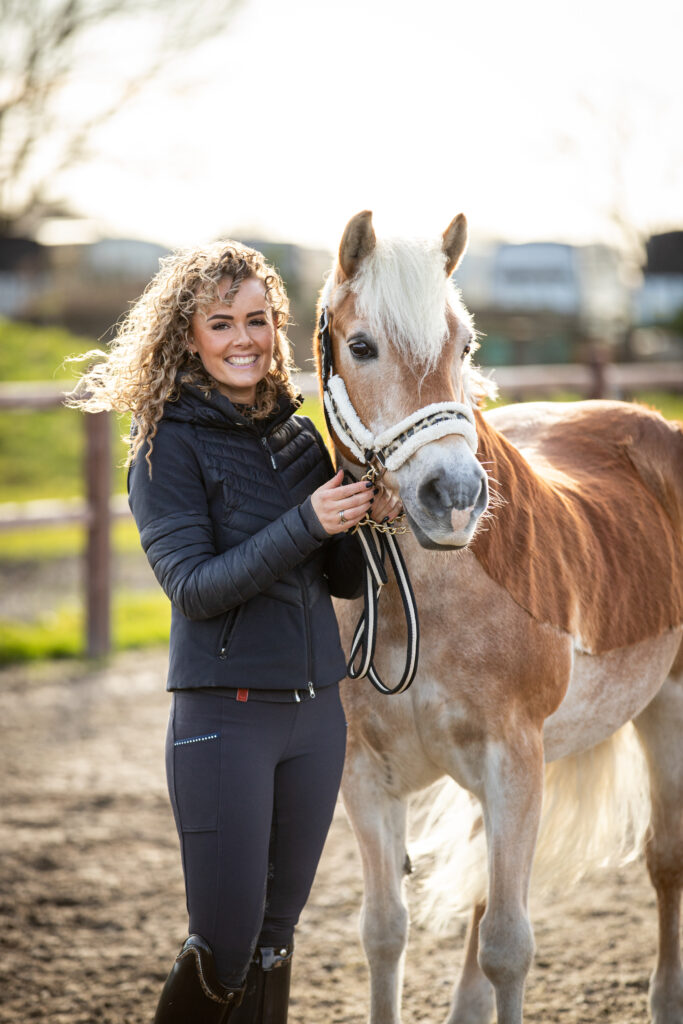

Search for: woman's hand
xmin=310 ymin=469 xmax=374 ymax=535
xmin=370 ymin=485 xmax=403 ymax=525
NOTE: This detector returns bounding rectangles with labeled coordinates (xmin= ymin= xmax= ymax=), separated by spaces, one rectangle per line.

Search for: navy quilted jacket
xmin=127 ymin=381 xmax=364 ymax=691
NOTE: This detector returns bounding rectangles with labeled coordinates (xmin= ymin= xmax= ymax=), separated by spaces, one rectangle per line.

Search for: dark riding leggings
xmin=165 ymin=684 xmax=347 ymax=988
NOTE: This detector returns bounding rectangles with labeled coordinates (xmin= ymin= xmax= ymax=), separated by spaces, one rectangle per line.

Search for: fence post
xmin=85 ymin=411 xmax=111 ymax=657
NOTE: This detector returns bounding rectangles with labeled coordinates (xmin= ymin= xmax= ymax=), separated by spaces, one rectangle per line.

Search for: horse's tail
xmin=409 ymin=723 xmax=650 ymax=933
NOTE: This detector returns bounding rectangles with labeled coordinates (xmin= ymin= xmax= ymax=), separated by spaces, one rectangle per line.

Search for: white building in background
xmin=82 ymin=238 xmax=169 ymax=278
xmin=455 ymin=240 xmax=631 ymax=334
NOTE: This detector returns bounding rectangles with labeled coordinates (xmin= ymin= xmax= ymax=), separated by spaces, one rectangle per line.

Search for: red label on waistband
xmin=236 ymin=688 xmax=249 ymax=702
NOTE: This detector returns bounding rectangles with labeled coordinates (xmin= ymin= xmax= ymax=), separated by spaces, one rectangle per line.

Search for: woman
xmin=71 ymin=241 xmax=400 ymax=1023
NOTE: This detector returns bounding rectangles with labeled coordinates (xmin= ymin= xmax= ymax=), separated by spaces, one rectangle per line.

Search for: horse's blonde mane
xmin=350 ymin=236 xmax=472 ymax=372
xmin=323 ymin=233 xmax=495 ymax=405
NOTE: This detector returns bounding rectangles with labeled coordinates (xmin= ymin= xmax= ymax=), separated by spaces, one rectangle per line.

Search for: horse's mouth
xmin=404 ymin=510 xmax=474 ymax=550
xmin=402 ymin=468 xmax=489 ymax=550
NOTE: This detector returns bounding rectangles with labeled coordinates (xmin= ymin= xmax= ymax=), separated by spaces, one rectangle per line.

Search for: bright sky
xmin=54 ymin=0 xmax=683 ymax=252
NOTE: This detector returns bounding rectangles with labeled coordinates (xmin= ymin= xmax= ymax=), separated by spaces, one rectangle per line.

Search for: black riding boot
xmin=230 ymin=943 xmax=293 ymax=1024
xmin=154 ymin=934 xmax=244 ymax=1023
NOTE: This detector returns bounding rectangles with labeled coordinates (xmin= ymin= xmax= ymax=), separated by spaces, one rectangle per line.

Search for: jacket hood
xmin=162 ymin=377 xmax=300 ymax=434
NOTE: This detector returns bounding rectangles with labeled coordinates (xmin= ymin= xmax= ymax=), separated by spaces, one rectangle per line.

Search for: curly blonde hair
xmin=67 ymin=240 xmax=298 ymax=469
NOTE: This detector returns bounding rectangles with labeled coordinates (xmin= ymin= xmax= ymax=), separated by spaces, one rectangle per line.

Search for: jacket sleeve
xmin=127 ymin=423 xmax=328 ymax=621
xmin=298 ymin=417 xmax=366 ymax=600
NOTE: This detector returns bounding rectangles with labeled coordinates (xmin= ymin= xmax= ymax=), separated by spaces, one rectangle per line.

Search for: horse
xmin=314 ymin=210 xmax=683 ymax=1024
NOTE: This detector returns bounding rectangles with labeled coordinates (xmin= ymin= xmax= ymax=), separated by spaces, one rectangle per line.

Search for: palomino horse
xmin=316 ymin=211 xmax=683 ymax=1024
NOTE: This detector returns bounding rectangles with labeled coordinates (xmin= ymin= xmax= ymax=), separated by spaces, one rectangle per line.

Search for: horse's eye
xmin=462 ymin=343 xmax=471 ymax=358
xmin=348 ymin=336 xmax=377 ymax=360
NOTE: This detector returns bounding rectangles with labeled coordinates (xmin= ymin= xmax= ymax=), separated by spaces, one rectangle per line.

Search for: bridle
xmin=317 ymin=306 xmax=478 ymax=695
xmin=318 ymin=307 xmax=478 ymax=481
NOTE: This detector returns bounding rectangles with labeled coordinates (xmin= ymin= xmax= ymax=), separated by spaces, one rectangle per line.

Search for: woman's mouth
xmin=225 ymin=355 xmax=259 ymax=367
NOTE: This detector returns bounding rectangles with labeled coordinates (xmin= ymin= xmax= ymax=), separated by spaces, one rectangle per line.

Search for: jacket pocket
xmin=172 ymin=732 xmax=220 ymax=831
xmin=217 ymin=606 xmax=243 ymax=660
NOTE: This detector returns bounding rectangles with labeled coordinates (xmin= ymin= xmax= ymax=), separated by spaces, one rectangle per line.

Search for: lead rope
xmin=345 ymin=467 xmax=420 ymax=695
xmin=317 ymin=306 xmax=466 ymax=697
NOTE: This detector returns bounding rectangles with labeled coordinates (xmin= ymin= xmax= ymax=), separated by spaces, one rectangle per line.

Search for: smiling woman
xmin=66 ymin=239 xmax=403 ymax=1023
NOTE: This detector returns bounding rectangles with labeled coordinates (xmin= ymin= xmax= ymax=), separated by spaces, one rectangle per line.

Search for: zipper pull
xmin=308 ymin=682 xmax=316 ymax=699
xmin=260 ymin=436 xmax=277 ymax=470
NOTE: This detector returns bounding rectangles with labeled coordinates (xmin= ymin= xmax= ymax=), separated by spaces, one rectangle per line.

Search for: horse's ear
xmin=339 ymin=210 xmax=376 ymax=280
xmin=442 ymin=213 xmax=468 ymax=276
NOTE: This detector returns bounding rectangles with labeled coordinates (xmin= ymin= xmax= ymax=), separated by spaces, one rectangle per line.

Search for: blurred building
xmin=455 ymin=241 xmax=631 ymax=365
xmin=0 ymin=235 xmax=169 ymax=340
xmin=2 ymin=229 xmax=681 ymax=368
xmin=0 ymin=237 xmax=49 ymax=320
xmin=630 ymin=231 xmax=683 ymax=360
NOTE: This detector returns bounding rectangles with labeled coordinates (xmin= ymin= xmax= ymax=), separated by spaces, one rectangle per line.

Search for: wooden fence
xmin=0 ymin=382 xmax=119 ymax=657
xmin=1 ymin=360 xmax=682 ymax=658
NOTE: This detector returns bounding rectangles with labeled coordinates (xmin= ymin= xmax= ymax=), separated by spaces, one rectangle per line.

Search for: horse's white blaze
xmin=350 ymin=236 xmax=472 ymax=371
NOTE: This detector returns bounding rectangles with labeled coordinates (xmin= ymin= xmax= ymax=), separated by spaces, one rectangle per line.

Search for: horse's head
xmin=317 ymin=210 xmax=489 ymax=550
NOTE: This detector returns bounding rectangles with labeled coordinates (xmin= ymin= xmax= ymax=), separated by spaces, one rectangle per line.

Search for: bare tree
xmin=0 ymin=0 xmax=243 ymax=236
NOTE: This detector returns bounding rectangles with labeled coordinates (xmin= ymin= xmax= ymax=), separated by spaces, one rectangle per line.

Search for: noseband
xmin=317 ymin=307 xmax=478 ymax=696
xmin=318 ymin=307 xmax=478 ymax=480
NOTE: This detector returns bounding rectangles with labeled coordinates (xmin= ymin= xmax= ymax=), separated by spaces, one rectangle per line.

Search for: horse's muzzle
xmin=404 ymin=460 xmax=489 ymax=549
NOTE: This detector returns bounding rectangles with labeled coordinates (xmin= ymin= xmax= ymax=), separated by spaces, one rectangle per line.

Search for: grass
xmin=0 ymin=590 xmax=171 ymax=666
xmin=0 ymin=518 xmax=142 ymax=561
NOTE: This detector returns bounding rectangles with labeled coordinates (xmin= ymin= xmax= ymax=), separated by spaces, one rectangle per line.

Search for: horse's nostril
xmin=418 ymin=474 xmax=450 ymax=513
xmin=418 ymin=468 xmax=488 ymax=522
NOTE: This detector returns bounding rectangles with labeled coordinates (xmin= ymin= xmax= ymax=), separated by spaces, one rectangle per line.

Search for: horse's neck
xmin=469 ymin=408 xmax=683 ymax=653
xmin=472 ymin=410 xmax=547 ymax=545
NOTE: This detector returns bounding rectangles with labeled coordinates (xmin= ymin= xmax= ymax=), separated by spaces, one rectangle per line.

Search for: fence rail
xmin=2 ymin=361 xmax=682 ymax=658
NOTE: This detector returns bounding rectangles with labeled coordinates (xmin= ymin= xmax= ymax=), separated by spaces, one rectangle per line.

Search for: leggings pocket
xmin=172 ymin=731 xmax=221 ymax=832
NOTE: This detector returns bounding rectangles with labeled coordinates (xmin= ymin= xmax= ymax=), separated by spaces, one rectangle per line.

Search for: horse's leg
xmin=476 ymin=732 xmax=544 ymax=1024
xmin=446 ymin=901 xmax=495 ymax=1024
xmin=342 ymin=757 xmax=409 ymax=1024
xmin=634 ymin=668 xmax=683 ymax=1024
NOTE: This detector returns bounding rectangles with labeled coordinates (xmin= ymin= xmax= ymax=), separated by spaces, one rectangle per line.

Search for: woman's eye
xmin=348 ymin=338 xmax=377 ymax=360
xmin=249 ymin=319 xmax=267 ymax=327
xmin=211 ymin=322 xmax=231 ymax=331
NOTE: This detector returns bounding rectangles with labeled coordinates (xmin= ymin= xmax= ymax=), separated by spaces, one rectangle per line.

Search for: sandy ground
xmin=0 ymin=649 xmax=660 ymax=1024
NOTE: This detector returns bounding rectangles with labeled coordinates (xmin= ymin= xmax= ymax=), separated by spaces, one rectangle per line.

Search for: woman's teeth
xmin=226 ymin=355 xmax=258 ymax=366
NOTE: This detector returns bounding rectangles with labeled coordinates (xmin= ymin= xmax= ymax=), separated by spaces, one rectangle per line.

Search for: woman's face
xmin=189 ymin=276 xmax=276 ymax=405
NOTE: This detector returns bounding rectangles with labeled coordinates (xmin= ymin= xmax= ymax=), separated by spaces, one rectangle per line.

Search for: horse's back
xmin=486 ymin=399 xmax=682 ymax=486
xmin=475 ymin=399 xmax=683 ymax=654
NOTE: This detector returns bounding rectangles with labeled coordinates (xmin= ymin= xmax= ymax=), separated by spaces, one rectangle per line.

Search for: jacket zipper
xmin=260 ymin=435 xmax=277 ymax=470
xmin=217 ymin=609 xmax=239 ymax=659
xmin=260 ymin=427 xmax=315 ymax=697
xmin=295 ymin=565 xmax=315 ymax=697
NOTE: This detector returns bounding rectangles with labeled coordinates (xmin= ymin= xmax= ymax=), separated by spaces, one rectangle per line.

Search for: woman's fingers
xmin=332 ymin=481 xmax=375 ymax=502
xmin=310 ymin=471 xmax=373 ymax=534
xmin=317 ymin=468 xmax=344 ymax=490
xmin=370 ymin=488 xmax=403 ymax=523
xmin=310 ymin=471 xmax=404 ymax=535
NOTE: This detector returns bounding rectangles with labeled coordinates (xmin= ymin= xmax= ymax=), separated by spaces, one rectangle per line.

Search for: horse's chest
xmin=341 ymin=549 xmax=571 ymax=722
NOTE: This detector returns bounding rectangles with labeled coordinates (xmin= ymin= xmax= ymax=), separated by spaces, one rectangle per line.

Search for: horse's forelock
xmin=349 ymin=237 xmax=470 ymax=370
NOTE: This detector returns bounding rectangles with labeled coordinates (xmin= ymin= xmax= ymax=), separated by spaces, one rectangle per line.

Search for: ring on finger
xmin=339 ymin=509 xmax=347 ymax=525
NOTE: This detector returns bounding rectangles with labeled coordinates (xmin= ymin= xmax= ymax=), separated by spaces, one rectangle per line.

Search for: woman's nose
xmin=232 ymin=322 xmax=251 ymax=345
